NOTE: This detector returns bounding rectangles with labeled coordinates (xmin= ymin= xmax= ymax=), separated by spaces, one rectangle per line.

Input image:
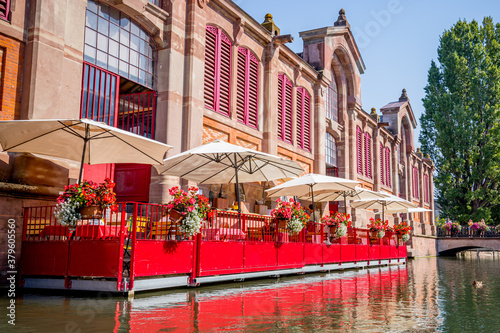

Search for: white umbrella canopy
xmin=265 ymin=173 xmax=359 ymax=221
xmin=0 ymin=119 xmax=172 ymax=182
xmin=154 ymin=139 xmax=305 ymax=213
xmin=351 ymin=192 xmax=417 ymax=221
xmin=384 ymin=207 xmax=432 ymax=214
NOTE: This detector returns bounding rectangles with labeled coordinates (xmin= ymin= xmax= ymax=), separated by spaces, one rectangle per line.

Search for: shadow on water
xmin=2 ymin=257 xmax=500 ymax=332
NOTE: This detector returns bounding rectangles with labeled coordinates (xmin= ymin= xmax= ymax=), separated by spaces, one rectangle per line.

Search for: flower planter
xmin=277 ymin=218 xmax=289 ymax=230
xmin=79 ymin=205 xmax=103 ymax=219
xmin=169 ymin=209 xmax=185 ymax=223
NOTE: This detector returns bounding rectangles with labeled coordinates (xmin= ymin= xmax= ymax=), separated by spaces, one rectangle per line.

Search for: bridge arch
xmin=437 ymin=238 xmax=500 ymax=255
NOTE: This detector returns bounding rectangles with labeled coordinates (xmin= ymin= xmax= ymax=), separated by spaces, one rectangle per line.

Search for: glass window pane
xmin=130 ymin=66 xmax=138 ymax=82
xmin=119 ymin=44 xmax=129 ymax=62
xmin=120 ymin=30 xmax=129 ymax=47
xmin=119 ymin=60 xmax=128 ymax=77
xmin=86 ymin=10 xmax=97 ymax=29
xmin=109 ymin=23 xmax=119 ymax=41
xmin=130 ymin=50 xmax=139 ymax=67
xmin=109 ymin=39 xmax=119 ymax=57
xmin=130 ymin=34 xmax=140 ymax=52
xmin=148 ymin=58 xmax=153 ymax=73
xmin=87 ymin=1 xmax=98 ymax=13
xmin=97 ymin=34 xmax=108 ymax=52
xmin=108 ymin=56 xmax=118 ymax=74
xmin=147 ymin=73 xmax=153 ymax=88
xmin=140 ymin=29 xmax=146 ymax=40
xmin=109 ymin=7 xmax=120 ymax=25
xmin=139 ymin=69 xmax=146 ymax=85
xmin=99 ymin=3 xmax=109 ymax=20
xmin=84 ymin=27 xmax=97 ymax=47
xmin=84 ymin=45 xmax=96 ymax=63
xmin=139 ymin=54 xmax=147 ymax=70
xmin=131 ymin=21 xmax=140 ymax=37
xmin=96 ymin=50 xmax=107 ymax=69
xmin=98 ymin=17 xmax=108 ymax=35
xmin=120 ymin=17 xmax=130 ymax=31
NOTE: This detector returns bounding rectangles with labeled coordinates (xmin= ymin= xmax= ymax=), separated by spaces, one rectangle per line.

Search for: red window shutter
xmin=296 ymin=87 xmax=311 ymax=151
xmin=204 ymin=26 xmax=217 ymax=111
xmin=278 ymin=74 xmax=284 ymax=140
xmin=424 ymin=174 xmax=428 ymax=203
xmin=236 ymin=48 xmax=247 ymax=124
xmin=364 ymin=133 xmax=372 ymax=178
xmin=296 ymin=88 xmax=304 ymax=148
xmin=356 ymin=127 xmax=362 ymax=175
xmin=248 ymin=53 xmax=259 ymax=129
xmin=385 ymin=148 xmax=391 ymax=188
xmin=0 ymin=0 xmax=10 ymax=20
xmin=204 ymin=26 xmax=231 ymax=117
xmin=380 ymin=143 xmax=385 ymax=186
xmin=219 ymin=33 xmax=231 ymax=117
xmin=284 ymin=77 xmax=293 ymax=144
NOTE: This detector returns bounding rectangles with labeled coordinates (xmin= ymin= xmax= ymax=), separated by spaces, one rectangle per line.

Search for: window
xmin=356 ymin=126 xmax=363 ymax=175
xmin=296 ymin=87 xmax=311 ymax=151
xmin=277 ymin=73 xmax=293 ymax=144
xmin=385 ymin=147 xmax=391 ymax=188
xmin=84 ymin=0 xmax=155 ymax=88
xmin=236 ymin=47 xmax=258 ymax=128
xmin=413 ymin=167 xmax=419 ymax=199
xmin=424 ymin=174 xmax=429 ymax=203
xmin=204 ymin=25 xmax=231 ymax=117
xmin=380 ymin=143 xmax=385 ymax=186
xmin=326 ymin=72 xmax=338 ymax=122
xmin=364 ymin=132 xmax=372 ymax=178
xmin=326 ymin=133 xmax=337 ymax=168
xmin=0 ymin=0 xmax=10 ymax=21
xmin=81 ymin=62 xmax=119 ymax=126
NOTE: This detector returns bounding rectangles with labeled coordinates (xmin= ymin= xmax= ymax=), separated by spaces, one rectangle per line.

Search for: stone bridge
xmin=437 ymin=238 xmax=500 ymax=255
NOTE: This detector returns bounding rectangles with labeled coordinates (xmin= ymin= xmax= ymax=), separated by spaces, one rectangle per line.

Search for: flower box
xmin=79 ymin=205 xmax=103 ymax=219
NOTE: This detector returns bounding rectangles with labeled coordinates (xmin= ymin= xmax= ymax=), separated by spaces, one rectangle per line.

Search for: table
xmin=204 ymin=228 xmax=246 ymax=241
xmin=75 ymin=225 xmax=128 ymax=240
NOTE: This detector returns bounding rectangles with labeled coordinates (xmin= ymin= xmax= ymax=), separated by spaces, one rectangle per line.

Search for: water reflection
xmin=3 ymin=257 xmax=500 ymax=332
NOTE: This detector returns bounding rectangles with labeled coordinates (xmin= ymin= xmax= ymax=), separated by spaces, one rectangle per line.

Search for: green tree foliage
xmin=420 ymin=17 xmax=500 ymax=223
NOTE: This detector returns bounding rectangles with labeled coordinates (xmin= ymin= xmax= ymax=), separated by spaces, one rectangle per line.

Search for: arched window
xmin=84 ymin=0 xmax=155 ymax=88
xmin=356 ymin=126 xmax=363 ymax=175
xmin=326 ymin=133 xmax=338 ymax=176
xmin=296 ymin=87 xmax=311 ymax=151
xmin=277 ymin=73 xmax=293 ymax=144
xmin=236 ymin=47 xmax=258 ymax=128
xmin=204 ymin=25 xmax=231 ymax=117
xmin=364 ymin=132 xmax=372 ymax=179
xmin=326 ymin=72 xmax=338 ymax=122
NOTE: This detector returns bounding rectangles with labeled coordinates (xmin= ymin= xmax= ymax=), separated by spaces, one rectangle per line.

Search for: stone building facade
xmin=0 ymin=0 xmax=437 ymax=285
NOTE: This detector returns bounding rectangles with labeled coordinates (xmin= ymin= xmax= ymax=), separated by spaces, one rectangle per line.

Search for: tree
xmin=420 ymin=17 xmax=500 ymax=223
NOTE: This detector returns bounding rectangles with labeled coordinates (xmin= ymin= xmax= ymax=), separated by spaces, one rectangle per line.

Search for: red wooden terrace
xmin=20 ymin=203 xmax=407 ymax=294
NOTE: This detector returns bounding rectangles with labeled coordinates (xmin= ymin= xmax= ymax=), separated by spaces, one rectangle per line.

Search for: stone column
xmin=313 ymin=82 xmax=326 ymax=174
xmin=262 ymin=43 xmax=279 ymax=155
xmin=391 ymin=139 xmax=400 ymax=223
xmin=347 ymin=108 xmax=359 ymax=181
xmin=21 ymin=0 xmax=87 ymax=120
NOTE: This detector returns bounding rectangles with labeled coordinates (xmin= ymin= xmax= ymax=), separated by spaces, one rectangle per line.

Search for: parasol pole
xmin=311 ymin=185 xmax=316 ymax=223
xmin=233 ymin=153 xmax=241 ymax=214
xmin=78 ymin=124 xmax=90 ymax=184
xmin=382 ymin=203 xmax=385 ymax=223
xmin=344 ymin=192 xmax=347 ymax=214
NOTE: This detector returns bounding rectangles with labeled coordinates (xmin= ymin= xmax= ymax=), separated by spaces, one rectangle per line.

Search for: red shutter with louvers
xmin=296 ymin=87 xmax=311 ymax=151
xmin=278 ymin=74 xmax=284 ymax=140
xmin=219 ymin=32 xmax=231 ymax=117
xmin=0 ymin=0 xmax=10 ymax=20
xmin=356 ymin=127 xmax=362 ymax=175
xmin=424 ymin=174 xmax=429 ymax=203
xmin=380 ymin=143 xmax=385 ymax=186
xmin=236 ymin=48 xmax=259 ymax=129
xmin=364 ymin=133 xmax=372 ymax=178
xmin=413 ymin=167 xmax=419 ymax=199
xmin=385 ymin=147 xmax=391 ymax=188
xmin=284 ymin=77 xmax=293 ymax=144
xmin=204 ymin=26 xmax=217 ymax=111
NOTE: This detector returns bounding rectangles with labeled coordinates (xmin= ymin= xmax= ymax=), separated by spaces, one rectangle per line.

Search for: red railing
xmin=20 ymin=204 xmax=407 ymax=292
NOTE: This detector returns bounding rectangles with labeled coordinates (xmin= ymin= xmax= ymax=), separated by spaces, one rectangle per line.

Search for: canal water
xmin=2 ymin=257 xmax=500 ymax=332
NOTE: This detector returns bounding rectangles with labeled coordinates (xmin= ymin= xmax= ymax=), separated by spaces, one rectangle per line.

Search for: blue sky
xmin=236 ymin=0 xmax=500 ymax=146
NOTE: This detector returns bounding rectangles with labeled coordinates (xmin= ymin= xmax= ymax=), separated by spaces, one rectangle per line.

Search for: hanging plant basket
xmin=169 ymin=209 xmax=185 ymax=223
xmin=79 ymin=205 xmax=103 ymax=219
xmin=277 ymin=218 xmax=289 ymax=230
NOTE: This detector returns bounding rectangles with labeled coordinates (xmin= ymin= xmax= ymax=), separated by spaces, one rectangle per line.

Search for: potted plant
xmin=321 ymin=212 xmax=351 ymax=238
xmin=367 ymin=217 xmax=389 ymax=239
xmin=470 ymin=220 xmax=490 ymax=237
xmin=442 ymin=221 xmax=461 ymax=236
xmin=166 ymin=186 xmax=210 ymax=236
xmin=270 ymin=198 xmax=309 ymax=235
xmin=55 ymin=178 xmax=117 ymax=227
xmin=393 ymin=222 xmax=412 ymax=243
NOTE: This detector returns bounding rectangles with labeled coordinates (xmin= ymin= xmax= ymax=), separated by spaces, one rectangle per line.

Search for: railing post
xmin=129 ymin=203 xmax=138 ymax=291
xmin=117 ymin=204 xmax=126 ymax=292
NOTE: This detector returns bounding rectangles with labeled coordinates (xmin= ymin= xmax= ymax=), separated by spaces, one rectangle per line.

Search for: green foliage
xmin=420 ymin=17 xmax=500 ymax=223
